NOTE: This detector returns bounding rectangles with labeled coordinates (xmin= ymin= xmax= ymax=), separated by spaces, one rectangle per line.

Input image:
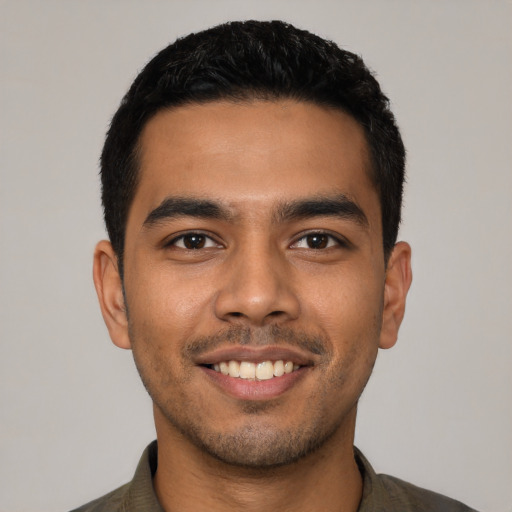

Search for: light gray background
xmin=1 ymin=1 xmax=511 ymax=511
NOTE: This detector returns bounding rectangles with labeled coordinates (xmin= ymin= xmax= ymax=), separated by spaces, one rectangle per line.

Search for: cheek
xmin=124 ymin=266 xmax=218 ymax=397
xmin=302 ymin=265 xmax=384 ymax=383
xmin=126 ymin=262 xmax=216 ymax=334
xmin=302 ymin=264 xmax=384 ymax=333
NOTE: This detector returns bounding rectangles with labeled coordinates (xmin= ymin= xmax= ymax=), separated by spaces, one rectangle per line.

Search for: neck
xmin=153 ymin=408 xmax=362 ymax=512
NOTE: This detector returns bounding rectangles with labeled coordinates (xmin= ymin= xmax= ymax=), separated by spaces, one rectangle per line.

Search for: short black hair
xmin=101 ymin=20 xmax=405 ymax=274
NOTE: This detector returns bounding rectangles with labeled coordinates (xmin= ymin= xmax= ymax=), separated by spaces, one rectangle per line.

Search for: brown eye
xmin=292 ymin=233 xmax=344 ymax=250
xmin=182 ymin=234 xmax=206 ymax=249
xmin=306 ymin=234 xmax=329 ymax=249
xmin=170 ymin=233 xmax=219 ymax=250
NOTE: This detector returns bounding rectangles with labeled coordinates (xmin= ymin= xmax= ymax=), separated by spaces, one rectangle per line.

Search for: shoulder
xmin=68 ymin=441 xmax=161 ymax=512
xmin=376 ymin=473 xmax=478 ymax=511
xmin=355 ymin=447 xmax=478 ymax=512
xmin=68 ymin=483 xmax=129 ymax=512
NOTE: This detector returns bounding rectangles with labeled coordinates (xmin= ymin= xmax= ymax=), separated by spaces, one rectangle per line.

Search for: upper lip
xmin=194 ymin=346 xmax=316 ymax=366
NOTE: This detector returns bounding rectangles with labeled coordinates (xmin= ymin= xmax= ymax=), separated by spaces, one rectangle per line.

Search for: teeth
xmin=239 ymin=361 xmax=256 ymax=379
xmin=219 ymin=361 xmax=229 ymax=375
xmin=210 ymin=360 xmax=300 ymax=380
xmin=273 ymin=360 xmax=284 ymax=377
xmin=228 ymin=360 xmax=240 ymax=377
xmin=256 ymin=361 xmax=274 ymax=380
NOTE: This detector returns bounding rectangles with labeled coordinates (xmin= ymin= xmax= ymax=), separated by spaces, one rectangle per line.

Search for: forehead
xmin=130 ymin=99 xmax=379 ymax=227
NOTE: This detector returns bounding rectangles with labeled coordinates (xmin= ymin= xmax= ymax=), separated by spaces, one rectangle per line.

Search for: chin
xmin=163 ymin=406 xmax=345 ymax=470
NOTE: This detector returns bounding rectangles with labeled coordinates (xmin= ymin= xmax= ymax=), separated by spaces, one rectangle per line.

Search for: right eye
xmin=168 ymin=233 xmax=219 ymax=250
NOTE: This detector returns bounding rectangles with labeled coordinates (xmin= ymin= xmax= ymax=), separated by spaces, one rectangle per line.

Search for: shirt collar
xmin=125 ymin=442 xmax=390 ymax=512
xmin=122 ymin=440 xmax=164 ymax=512
xmin=354 ymin=446 xmax=394 ymax=511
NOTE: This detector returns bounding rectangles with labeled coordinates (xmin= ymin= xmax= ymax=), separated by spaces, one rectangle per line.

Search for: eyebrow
xmin=273 ymin=194 xmax=369 ymax=228
xmin=143 ymin=193 xmax=369 ymax=229
xmin=143 ymin=197 xmax=233 ymax=227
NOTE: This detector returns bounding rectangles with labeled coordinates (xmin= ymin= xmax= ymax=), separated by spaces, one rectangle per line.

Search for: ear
xmin=93 ymin=240 xmax=131 ymax=350
xmin=379 ymin=241 xmax=412 ymax=350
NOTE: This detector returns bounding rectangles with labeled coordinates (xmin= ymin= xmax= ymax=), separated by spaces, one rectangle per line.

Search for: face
xmin=94 ymin=99 xmax=411 ymax=468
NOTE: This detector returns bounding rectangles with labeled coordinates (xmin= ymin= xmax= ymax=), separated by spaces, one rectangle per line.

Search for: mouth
xmin=203 ymin=359 xmax=301 ymax=380
xmin=194 ymin=346 xmax=317 ymax=401
xmin=195 ymin=347 xmax=314 ymax=400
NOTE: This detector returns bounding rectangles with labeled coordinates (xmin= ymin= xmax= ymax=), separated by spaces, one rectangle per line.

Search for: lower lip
xmin=200 ymin=366 xmax=309 ymax=401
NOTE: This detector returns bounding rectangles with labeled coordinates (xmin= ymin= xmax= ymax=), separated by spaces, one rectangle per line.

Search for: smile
xmin=208 ymin=360 xmax=301 ymax=380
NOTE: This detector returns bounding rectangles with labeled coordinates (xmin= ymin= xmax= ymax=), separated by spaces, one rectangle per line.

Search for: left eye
xmin=170 ymin=234 xmax=219 ymax=250
xmin=293 ymin=233 xmax=340 ymax=250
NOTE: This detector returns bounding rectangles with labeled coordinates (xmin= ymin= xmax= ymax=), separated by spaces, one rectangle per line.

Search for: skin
xmin=93 ymin=99 xmax=412 ymax=512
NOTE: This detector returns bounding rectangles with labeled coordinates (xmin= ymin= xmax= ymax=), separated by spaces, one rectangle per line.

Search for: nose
xmin=214 ymin=242 xmax=300 ymax=326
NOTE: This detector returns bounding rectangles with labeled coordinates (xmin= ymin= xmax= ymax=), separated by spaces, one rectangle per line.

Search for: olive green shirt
xmin=70 ymin=441 xmax=478 ymax=511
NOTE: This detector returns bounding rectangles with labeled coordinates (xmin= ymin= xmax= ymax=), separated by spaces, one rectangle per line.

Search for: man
xmin=74 ymin=20 xmax=477 ymax=512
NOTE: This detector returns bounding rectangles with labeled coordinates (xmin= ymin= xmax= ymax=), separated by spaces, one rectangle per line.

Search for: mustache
xmin=182 ymin=325 xmax=330 ymax=359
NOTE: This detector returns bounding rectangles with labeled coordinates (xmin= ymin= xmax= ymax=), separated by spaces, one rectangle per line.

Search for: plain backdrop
xmin=1 ymin=1 xmax=511 ymax=511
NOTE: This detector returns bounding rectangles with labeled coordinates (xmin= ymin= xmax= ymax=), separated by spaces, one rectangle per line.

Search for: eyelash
xmin=292 ymin=231 xmax=349 ymax=250
xmin=164 ymin=231 xmax=348 ymax=251
xmin=164 ymin=232 xmax=221 ymax=250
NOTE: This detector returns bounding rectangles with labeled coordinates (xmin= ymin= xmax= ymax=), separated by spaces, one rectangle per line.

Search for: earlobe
xmin=92 ymin=240 xmax=132 ymax=350
xmin=379 ymin=241 xmax=413 ymax=350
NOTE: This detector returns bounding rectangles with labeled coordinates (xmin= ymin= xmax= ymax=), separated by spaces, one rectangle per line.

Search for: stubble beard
xmin=155 ymin=393 xmax=347 ymax=469
xmin=131 ymin=324 xmax=375 ymax=470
